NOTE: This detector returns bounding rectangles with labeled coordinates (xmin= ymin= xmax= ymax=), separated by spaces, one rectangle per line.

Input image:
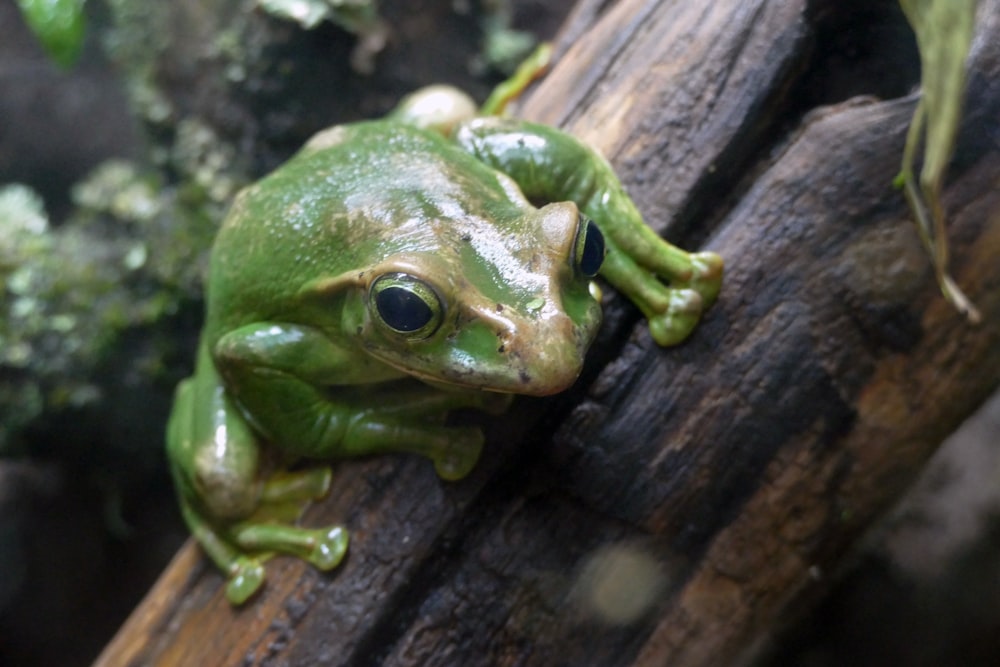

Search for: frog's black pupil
xmin=579 ymin=219 xmax=605 ymax=277
xmin=376 ymin=286 xmax=433 ymax=332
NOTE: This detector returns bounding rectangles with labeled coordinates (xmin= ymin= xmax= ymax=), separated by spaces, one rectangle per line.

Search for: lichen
xmin=0 ymin=159 xmax=218 ymax=455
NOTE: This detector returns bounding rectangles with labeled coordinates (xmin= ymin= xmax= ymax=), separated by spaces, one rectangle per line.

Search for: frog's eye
xmin=369 ymin=273 xmax=444 ymax=338
xmin=573 ymin=215 xmax=605 ymax=278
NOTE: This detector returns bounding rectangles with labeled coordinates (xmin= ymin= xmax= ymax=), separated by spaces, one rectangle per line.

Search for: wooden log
xmin=96 ymin=0 xmax=1000 ymax=665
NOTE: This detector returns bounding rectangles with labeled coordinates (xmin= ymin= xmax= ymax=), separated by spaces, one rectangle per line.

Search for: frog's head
xmin=310 ymin=201 xmax=605 ymax=396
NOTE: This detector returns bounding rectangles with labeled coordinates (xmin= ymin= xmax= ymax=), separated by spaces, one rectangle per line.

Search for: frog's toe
xmin=261 ymin=466 xmax=333 ymax=505
xmin=308 ymin=525 xmax=350 ymax=570
xmin=647 ymin=289 xmax=705 ymax=347
xmin=434 ymin=429 xmax=484 ymax=481
xmin=689 ymin=251 xmax=724 ymax=304
xmin=312 ymin=467 xmax=334 ymax=499
xmin=226 ymin=556 xmax=266 ymax=605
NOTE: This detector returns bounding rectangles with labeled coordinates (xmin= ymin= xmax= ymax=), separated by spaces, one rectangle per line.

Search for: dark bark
xmin=96 ymin=1 xmax=1000 ymax=665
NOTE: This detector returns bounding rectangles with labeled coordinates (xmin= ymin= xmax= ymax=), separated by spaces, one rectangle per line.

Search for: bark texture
xmin=97 ymin=1 xmax=1000 ymax=665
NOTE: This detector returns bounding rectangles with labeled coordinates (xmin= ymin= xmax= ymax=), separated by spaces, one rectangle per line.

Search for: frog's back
xmin=204 ymin=121 xmax=530 ymax=339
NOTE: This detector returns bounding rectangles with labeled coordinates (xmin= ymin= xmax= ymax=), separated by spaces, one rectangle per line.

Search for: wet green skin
xmin=167 ymin=92 xmax=723 ymax=604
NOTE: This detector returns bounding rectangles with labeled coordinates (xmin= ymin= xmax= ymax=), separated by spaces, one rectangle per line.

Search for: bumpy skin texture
xmin=166 ymin=94 xmax=722 ymax=605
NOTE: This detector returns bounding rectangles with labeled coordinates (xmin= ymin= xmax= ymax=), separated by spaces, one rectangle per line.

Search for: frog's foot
xmin=231 ymin=521 xmax=350 ymax=571
xmin=176 ymin=497 xmax=273 ymax=605
xmin=602 ymin=238 xmax=723 ymax=346
xmin=226 ymin=555 xmax=267 ymax=605
xmin=646 ymin=250 xmax=724 ymax=344
xmin=222 ymin=525 xmax=348 ymax=604
xmin=644 ymin=288 xmax=708 ymax=348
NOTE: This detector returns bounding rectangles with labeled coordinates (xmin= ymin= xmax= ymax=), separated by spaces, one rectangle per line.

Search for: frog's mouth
xmin=372 ymin=302 xmax=602 ymax=397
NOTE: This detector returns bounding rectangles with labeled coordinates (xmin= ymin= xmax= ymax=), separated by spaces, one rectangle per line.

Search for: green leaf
xmin=16 ymin=0 xmax=87 ymax=68
xmin=897 ymin=0 xmax=980 ymax=322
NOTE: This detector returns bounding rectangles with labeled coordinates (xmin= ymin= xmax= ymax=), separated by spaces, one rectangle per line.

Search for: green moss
xmin=0 ymin=157 xmax=220 ymax=454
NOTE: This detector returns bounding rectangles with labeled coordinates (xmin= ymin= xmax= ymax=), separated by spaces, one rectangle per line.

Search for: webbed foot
xmin=220 ymin=524 xmax=348 ymax=604
xmin=641 ymin=251 xmax=723 ymax=346
xmin=601 ymin=234 xmax=723 ymax=346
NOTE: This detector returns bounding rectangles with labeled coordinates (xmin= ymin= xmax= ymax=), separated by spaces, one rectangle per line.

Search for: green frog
xmin=166 ymin=84 xmax=723 ymax=604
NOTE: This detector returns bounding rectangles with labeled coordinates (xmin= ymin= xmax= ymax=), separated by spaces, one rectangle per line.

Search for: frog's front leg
xmin=213 ymin=322 xmax=503 ymax=479
xmin=454 ymin=117 xmax=723 ymax=346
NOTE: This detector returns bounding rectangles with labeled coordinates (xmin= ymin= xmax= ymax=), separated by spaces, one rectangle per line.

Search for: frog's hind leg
xmin=188 ymin=465 xmax=347 ymax=605
xmin=168 ymin=365 xmax=272 ymax=603
xmin=174 ymin=489 xmax=267 ymax=604
xmin=167 ymin=345 xmax=349 ymax=604
xmin=173 ymin=452 xmax=348 ymax=604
